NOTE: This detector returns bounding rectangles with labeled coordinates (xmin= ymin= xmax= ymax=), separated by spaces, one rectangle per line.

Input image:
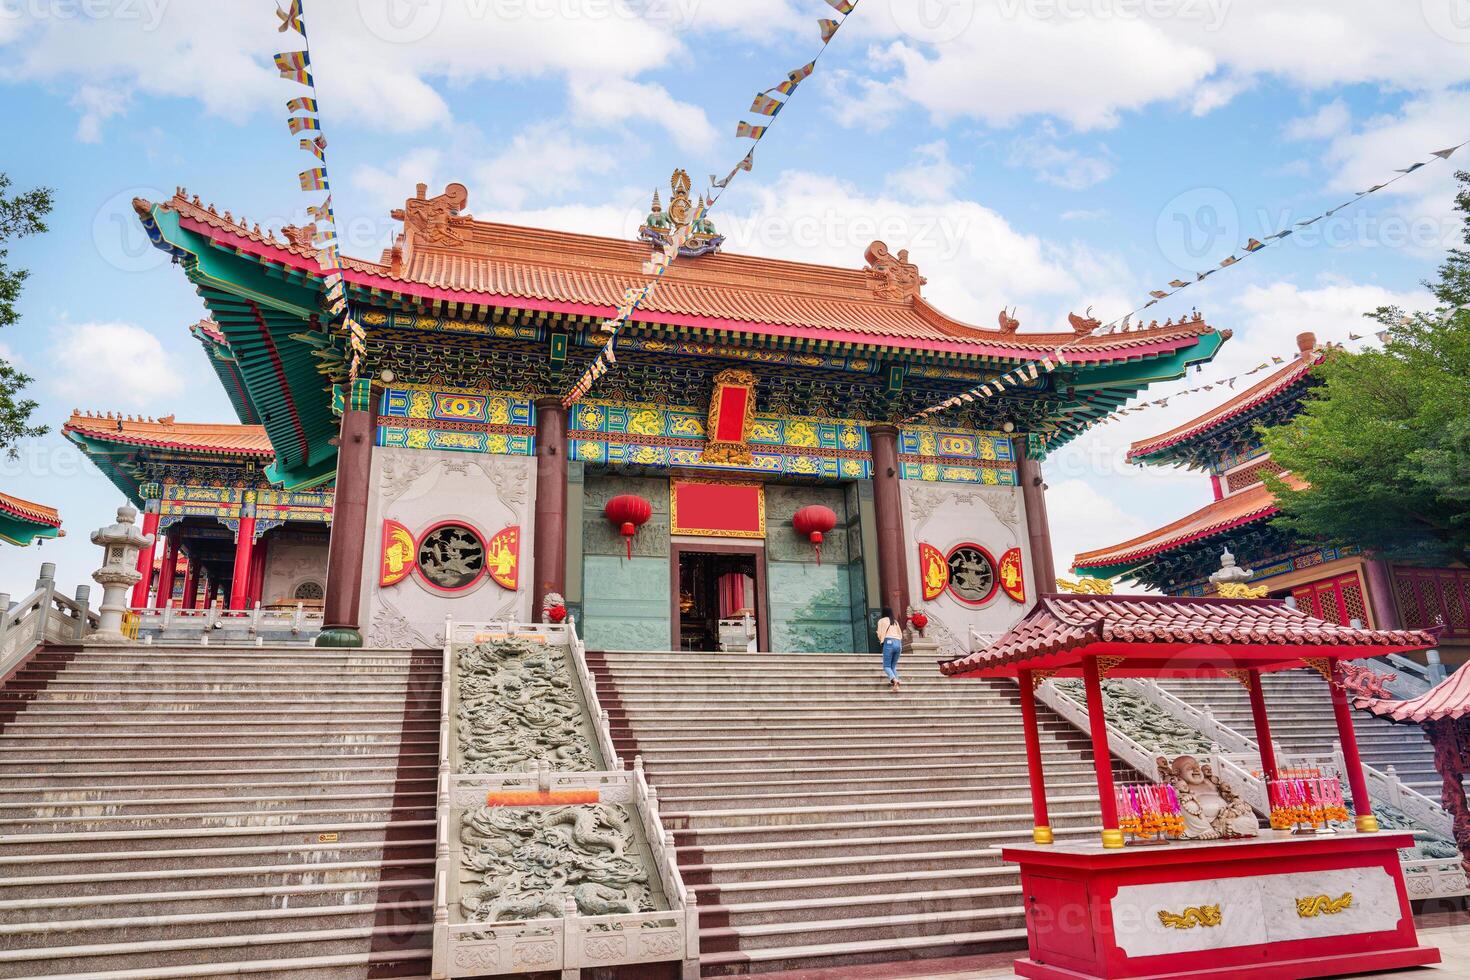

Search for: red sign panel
xmin=670 ymin=480 xmax=765 ymax=539
xmin=714 ymin=385 xmax=750 ymax=443
xmin=1000 ymin=547 xmax=1026 ymax=604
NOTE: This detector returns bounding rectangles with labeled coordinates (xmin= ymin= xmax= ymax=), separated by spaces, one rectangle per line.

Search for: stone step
xmin=680 ymin=828 xmax=1092 ymax=864
xmin=702 ymin=904 xmax=1026 ymax=954
xmin=637 ymin=747 xmax=1107 ymax=773
xmin=0 ymin=876 xmax=434 ymax=924
xmin=691 ymin=865 xmax=1020 ymax=907
xmin=642 ymin=760 xmax=1106 ymax=785
xmin=672 ymin=813 xmax=1099 ymax=847
xmin=0 ymin=858 xmax=433 ymax=901
xmin=684 ymin=845 xmax=1021 ymax=886
xmin=0 ymin=747 xmax=435 ymax=770
xmin=0 ymin=836 xmax=433 ymax=880
xmin=697 ymin=926 xmax=1027 ymax=973
xmin=0 ymin=923 xmax=429 ymax=976
xmin=0 ymin=898 xmax=431 ymax=949
xmin=705 ymin=884 xmax=1022 ymax=928
xmin=0 ymin=803 xmax=436 ymax=837
xmin=663 ymin=796 xmax=1099 ymax=831
xmin=15 ymin=696 xmax=439 ymax=711
xmin=0 ymin=818 xmax=434 ymax=856
xmin=659 ymin=782 xmax=1099 ymax=810
xmin=0 ymin=764 xmax=435 ymax=789
xmin=0 ymin=734 xmax=438 ymax=753
xmin=24 ymin=948 xmax=429 ymax=980
xmin=0 ymin=787 xmax=434 ymax=818
xmin=0 ymin=774 xmax=434 ymax=799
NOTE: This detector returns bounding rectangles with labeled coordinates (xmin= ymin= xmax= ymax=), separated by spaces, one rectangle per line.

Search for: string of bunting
xmin=905 ymin=136 xmax=1469 ymax=425
xmin=273 ymin=0 xmax=363 ymax=378
xmin=561 ymin=0 xmax=864 ymax=408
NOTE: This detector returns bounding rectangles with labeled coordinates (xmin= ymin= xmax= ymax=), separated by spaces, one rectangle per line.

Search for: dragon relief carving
xmin=459 ymin=804 xmax=652 ymax=924
xmin=457 ymin=636 xmax=597 ymax=772
xmin=393 ymin=181 xmax=472 ymax=247
xmin=365 ymin=597 xmax=432 ymax=649
xmin=380 ymin=454 xmax=438 ymax=506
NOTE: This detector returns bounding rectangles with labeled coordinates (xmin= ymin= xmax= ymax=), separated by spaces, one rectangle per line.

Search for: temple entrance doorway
xmin=673 ymin=544 xmax=768 ymax=653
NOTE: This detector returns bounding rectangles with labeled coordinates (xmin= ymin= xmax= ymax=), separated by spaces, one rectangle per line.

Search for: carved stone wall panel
xmin=456 ymin=635 xmax=599 ymax=772
xmin=260 ymin=538 xmax=328 ymax=607
xmin=360 ymin=446 xmax=536 ymax=646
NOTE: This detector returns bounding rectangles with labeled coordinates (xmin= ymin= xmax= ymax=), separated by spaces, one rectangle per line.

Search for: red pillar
xmin=868 ymin=424 xmax=910 ymax=619
xmin=229 ymin=518 xmax=256 ymax=611
xmin=154 ymin=531 xmax=177 ymax=609
xmin=319 ymin=380 xmax=375 ymax=647
xmin=1017 ymin=668 xmax=1053 ymax=844
xmin=1362 ymin=559 xmax=1401 ymax=629
xmin=181 ymin=556 xmax=198 ymax=610
xmin=132 ymin=510 xmax=160 ymax=608
xmin=248 ymin=536 xmax=269 ymax=606
xmin=532 ymin=397 xmax=568 ymax=617
xmin=1016 ymin=437 xmax=1057 ymax=597
xmin=1246 ymin=669 xmax=1279 ymax=781
xmin=1329 ymin=658 xmax=1379 ymax=832
xmin=1209 ymin=473 xmax=1225 ymax=501
xmin=1083 ymin=656 xmax=1124 ymax=848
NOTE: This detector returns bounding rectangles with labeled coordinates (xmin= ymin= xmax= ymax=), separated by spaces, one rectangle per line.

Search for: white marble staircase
xmin=0 ymin=643 xmax=439 ymax=979
xmin=585 ymin=650 xmax=1132 ymax=976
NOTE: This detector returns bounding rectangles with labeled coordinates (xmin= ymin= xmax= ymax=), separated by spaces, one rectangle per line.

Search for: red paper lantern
xmin=791 ymin=505 xmax=838 ymax=565
xmin=604 ymin=494 xmax=652 ymax=559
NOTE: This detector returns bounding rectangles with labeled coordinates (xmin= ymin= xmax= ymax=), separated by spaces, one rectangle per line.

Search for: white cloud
xmin=1007 ymin=124 xmax=1116 ymax=190
xmin=1285 ymin=99 xmax=1350 ymax=141
xmin=884 ymin=141 xmax=966 ymax=202
xmin=70 ymin=84 xmax=131 ymax=143
xmin=823 ymin=62 xmax=908 ymax=133
xmin=566 ymin=77 xmax=716 ymax=153
xmin=48 ymin=322 xmax=185 ymax=409
xmin=1045 ymin=478 xmax=1156 ymax=592
xmin=474 ymin=125 xmax=622 ymax=209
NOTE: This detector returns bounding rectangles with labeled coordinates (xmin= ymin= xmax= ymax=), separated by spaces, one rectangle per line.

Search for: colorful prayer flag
xmin=749 ymin=94 xmax=783 ymax=116
xmin=301 ymin=135 xmax=328 ymax=160
xmin=818 ymin=18 xmax=841 ymax=43
xmin=1244 ymin=238 xmax=1265 ymax=252
xmin=1168 ymin=279 xmax=1188 ymax=289
xmin=287 ymin=96 xmax=318 ymax=113
xmin=736 ymin=121 xmax=768 ymax=140
xmin=1149 ymin=290 xmax=1169 ymax=299
xmin=298 ymin=167 xmax=329 ymax=191
xmin=1220 ymin=255 xmax=1239 ymax=267
xmin=1431 ymin=144 xmax=1462 ymax=160
xmin=307 ymin=196 xmax=333 ymax=222
xmin=788 ymin=61 xmax=816 ymax=83
xmin=274 ymin=51 xmax=313 ymax=85
xmin=276 ymin=0 xmax=304 ymax=34
xmin=287 ymin=115 xmax=321 ymax=134
xmin=825 ymin=0 xmax=856 ymax=12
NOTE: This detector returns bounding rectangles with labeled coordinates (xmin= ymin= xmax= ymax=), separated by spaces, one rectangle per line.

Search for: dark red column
xmin=228 ymin=518 xmax=256 ymax=611
xmin=868 ymin=424 xmax=910 ymax=620
xmin=1362 ymin=559 xmax=1401 ymax=629
xmin=532 ymin=397 xmax=568 ymax=618
xmin=1017 ymin=668 xmax=1053 ymax=844
xmin=1083 ymin=655 xmax=1124 ymax=848
xmin=181 ymin=556 xmax=198 ymax=610
xmin=154 ymin=531 xmax=177 ymax=609
xmin=248 ymin=536 xmax=269 ymax=606
xmin=319 ymin=380 xmax=375 ymax=647
xmin=132 ymin=509 xmax=160 ymax=608
xmin=1329 ymin=658 xmax=1379 ymax=832
xmin=1246 ymin=669 xmax=1279 ymax=781
xmin=1016 ymin=436 xmax=1057 ymax=597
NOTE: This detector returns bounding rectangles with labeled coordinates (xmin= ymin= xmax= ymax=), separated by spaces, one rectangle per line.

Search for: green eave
xmin=63 ymin=430 xmax=146 ymax=505
xmin=147 ymin=209 xmax=338 ymax=489
xmin=191 ymin=326 xmax=261 ymax=425
xmin=0 ymin=513 xmax=61 ymax=547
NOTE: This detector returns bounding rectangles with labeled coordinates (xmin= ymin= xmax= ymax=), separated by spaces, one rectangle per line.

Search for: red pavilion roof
xmin=1358 ymin=662 xmax=1470 ymax=723
xmin=940 ymin=594 xmax=1437 ymax=679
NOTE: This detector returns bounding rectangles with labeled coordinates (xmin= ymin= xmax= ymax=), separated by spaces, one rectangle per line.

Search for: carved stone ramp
xmin=0 ymin=643 xmax=439 ymax=979
xmin=586 ymin=651 xmax=1134 ymax=976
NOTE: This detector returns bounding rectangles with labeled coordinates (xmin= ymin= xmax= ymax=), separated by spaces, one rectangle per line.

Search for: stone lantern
xmin=88 ymin=505 xmax=154 ymax=644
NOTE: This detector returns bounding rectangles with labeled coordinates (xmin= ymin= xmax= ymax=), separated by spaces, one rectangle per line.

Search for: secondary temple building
xmin=113 ymin=177 xmax=1227 ymax=651
xmin=1074 ymin=331 xmax=1469 ymax=663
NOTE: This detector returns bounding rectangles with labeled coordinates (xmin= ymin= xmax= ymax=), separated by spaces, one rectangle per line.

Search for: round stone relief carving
xmin=293 ymin=581 xmax=324 ymax=600
xmin=946 ymin=543 xmax=998 ymax=606
xmin=417 ymin=522 xmax=486 ymax=592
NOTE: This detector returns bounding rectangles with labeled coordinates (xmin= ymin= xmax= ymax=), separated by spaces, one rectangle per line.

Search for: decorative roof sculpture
xmin=639 ymin=169 xmax=722 ymax=258
xmin=863 ymin=241 xmax=925 ymax=301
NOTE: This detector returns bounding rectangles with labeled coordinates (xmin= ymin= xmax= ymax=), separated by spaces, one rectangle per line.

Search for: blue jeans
xmin=881 ymin=638 xmax=902 ymax=682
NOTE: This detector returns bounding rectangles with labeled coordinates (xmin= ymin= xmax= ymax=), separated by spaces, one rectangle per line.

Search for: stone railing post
xmin=72 ymin=585 xmax=91 ymax=640
xmin=0 ymin=593 xmax=11 ymax=646
xmin=31 ymin=562 xmax=56 ymax=647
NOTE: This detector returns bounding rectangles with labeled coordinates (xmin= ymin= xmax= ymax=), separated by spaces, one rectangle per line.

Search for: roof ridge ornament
xmin=391 ymin=181 xmax=471 ymax=248
xmin=639 ymin=169 xmax=723 ymax=257
xmin=863 ymin=241 xmax=925 ymax=301
xmin=998 ymin=307 xmax=1020 ymax=335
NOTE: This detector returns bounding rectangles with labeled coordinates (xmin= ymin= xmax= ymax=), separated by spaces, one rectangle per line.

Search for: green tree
xmin=1262 ymin=170 xmax=1470 ymax=564
xmin=0 ymin=173 xmax=52 ymax=455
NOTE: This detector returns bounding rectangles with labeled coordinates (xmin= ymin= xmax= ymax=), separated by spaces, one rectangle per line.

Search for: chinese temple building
xmin=63 ymin=411 xmax=332 ymax=611
xmin=0 ymin=490 xmax=61 ymax=547
xmin=129 ymin=177 xmax=1227 ymax=651
xmin=1073 ymin=331 xmax=1469 ymax=660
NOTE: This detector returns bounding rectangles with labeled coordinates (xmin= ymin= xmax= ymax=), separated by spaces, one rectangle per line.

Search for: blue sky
xmin=0 ymin=0 xmax=1467 ymax=595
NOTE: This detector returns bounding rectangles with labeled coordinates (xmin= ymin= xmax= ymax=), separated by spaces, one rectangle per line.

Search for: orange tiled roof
xmin=63 ymin=412 xmax=274 ymax=458
xmin=144 ymin=187 xmax=1226 ymax=360
xmin=1360 ymin=660 xmax=1470 ymax=722
xmin=1128 ymin=343 xmax=1325 ymax=462
xmin=0 ymin=490 xmax=60 ymax=528
xmin=939 ymin=594 xmax=1436 ymax=678
xmin=1071 ymin=481 xmax=1296 ymax=572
